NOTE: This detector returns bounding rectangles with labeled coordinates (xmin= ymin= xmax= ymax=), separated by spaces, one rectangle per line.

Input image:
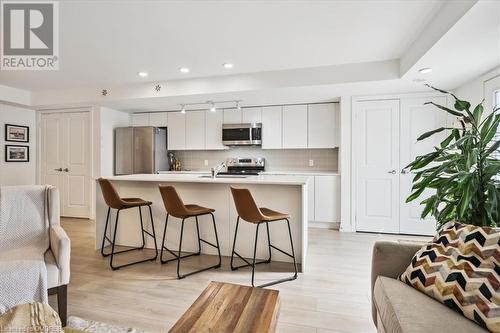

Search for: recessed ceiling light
xmin=137 ymin=71 xmax=148 ymax=77
xmin=223 ymin=63 xmax=234 ymax=69
xmin=179 ymin=67 xmax=190 ymax=73
xmin=418 ymin=67 xmax=432 ymax=74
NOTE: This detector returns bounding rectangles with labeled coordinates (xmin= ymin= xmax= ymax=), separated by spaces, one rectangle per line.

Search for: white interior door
xmin=41 ymin=113 xmax=64 ymax=191
xmin=41 ymin=111 xmax=91 ymax=218
xmin=62 ymin=112 xmax=91 ymax=218
xmin=399 ymin=97 xmax=447 ymax=235
xmin=355 ymin=100 xmax=400 ymax=233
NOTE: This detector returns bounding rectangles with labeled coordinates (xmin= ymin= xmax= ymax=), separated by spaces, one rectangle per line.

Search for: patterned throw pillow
xmin=399 ymin=223 xmax=500 ymax=332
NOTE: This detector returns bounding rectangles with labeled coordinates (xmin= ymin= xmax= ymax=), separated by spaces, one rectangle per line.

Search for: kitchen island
xmin=95 ymin=173 xmax=309 ymax=271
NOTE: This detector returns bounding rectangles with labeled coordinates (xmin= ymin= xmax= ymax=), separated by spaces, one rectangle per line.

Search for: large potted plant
xmin=406 ymin=86 xmax=500 ymax=228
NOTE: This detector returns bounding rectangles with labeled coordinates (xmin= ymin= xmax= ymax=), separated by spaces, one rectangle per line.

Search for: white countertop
xmin=158 ymin=170 xmax=340 ymax=176
xmin=104 ymin=173 xmax=310 ymax=185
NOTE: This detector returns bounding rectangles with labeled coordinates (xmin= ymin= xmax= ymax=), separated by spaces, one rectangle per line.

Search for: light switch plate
xmin=204 ymin=160 xmax=209 ymax=166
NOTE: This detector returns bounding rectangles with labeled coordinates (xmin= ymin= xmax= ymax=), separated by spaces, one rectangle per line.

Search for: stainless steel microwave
xmin=222 ymin=123 xmax=262 ymax=146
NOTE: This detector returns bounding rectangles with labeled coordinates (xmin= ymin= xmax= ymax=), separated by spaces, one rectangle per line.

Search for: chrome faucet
xmin=211 ymin=161 xmax=226 ymax=178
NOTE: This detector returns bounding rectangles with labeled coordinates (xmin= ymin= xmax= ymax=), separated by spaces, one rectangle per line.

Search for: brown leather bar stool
xmin=230 ymin=187 xmax=298 ymax=288
xmin=97 ymin=178 xmax=158 ymax=270
xmin=158 ymin=185 xmax=222 ymax=279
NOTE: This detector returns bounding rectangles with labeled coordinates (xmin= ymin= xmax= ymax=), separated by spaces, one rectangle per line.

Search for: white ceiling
xmin=403 ymin=0 xmax=500 ymax=88
xmin=1 ymin=0 xmax=498 ymax=112
xmin=0 ymin=0 xmax=443 ymax=91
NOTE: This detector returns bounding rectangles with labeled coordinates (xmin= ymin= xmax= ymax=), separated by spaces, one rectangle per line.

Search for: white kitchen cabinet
xmin=185 ymin=111 xmax=206 ymax=150
xmin=307 ymin=177 xmax=315 ymax=221
xmin=205 ymin=110 xmax=225 ymax=150
xmin=167 ymin=112 xmax=186 ymax=150
xmin=242 ymin=107 xmax=262 ymax=123
xmin=282 ymin=105 xmax=308 ymax=148
xmin=148 ymin=112 xmax=168 ymax=127
xmin=261 ymin=106 xmax=282 ymax=149
xmin=314 ymin=175 xmax=340 ymax=223
xmin=308 ymin=103 xmax=339 ymax=148
xmin=131 ymin=113 xmax=149 ymax=126
xmin=223 ymin=108 xmax=242 ymax=123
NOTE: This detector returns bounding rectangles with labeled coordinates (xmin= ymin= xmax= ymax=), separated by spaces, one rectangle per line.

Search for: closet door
xmin=399 ymin=97 xmax=447 ymax=235
xmin=61 ymin=112 xmax=91 ymax=218
xmin=40 ymin=111 xmax=91 ymax=218
xmin=41 ymin=113 xmax=64 ymax=192
xmin=355 ymin=100 xmax=400 ymax=233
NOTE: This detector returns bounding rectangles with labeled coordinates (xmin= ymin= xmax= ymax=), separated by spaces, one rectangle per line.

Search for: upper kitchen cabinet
xmin=261 ymin=106 xmax=282 ymax=149
xmin=185 ymin=111 xmax=206 ymax=150
xmin=282 ymin=104 xmax=308 ymax=149
xmin=223 ymin=108 xmax=242 ymax=123
xmin=308 ymin=103 xmax=339 ymax=148
xmin=205 ymin=110 xmax=225 ymax=150
xmin=242 ymin=107 xmax=262 ymax=123
xmin=131 ymin=113 xmax=149 ymax=126
xmin=167 ymin=112 xmax=186 ymax=150
xmin=148 ymin=112 xmax=168 ymax=127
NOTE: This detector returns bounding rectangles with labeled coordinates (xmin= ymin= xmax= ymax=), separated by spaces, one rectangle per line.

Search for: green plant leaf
xmin=425 ymin=102 xmax=463 ymax=117
xmin=485 ymin=140 xmax=500 ymax=157
xmin=473 ymin=103 xmax=484 ymax=122
xmin=417 ymin=127 xmax=447 ymax=141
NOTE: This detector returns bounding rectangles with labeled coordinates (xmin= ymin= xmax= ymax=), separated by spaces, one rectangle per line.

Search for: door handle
xmin=401 ymin=169 xmax=408 ymax=174
xmin=63 ymin=168 xmax=69 ymax=172
xmin=388 ymin=170 xmax=397 ymax=174
xmin=54 ymin=168 xmax=63 ymax=171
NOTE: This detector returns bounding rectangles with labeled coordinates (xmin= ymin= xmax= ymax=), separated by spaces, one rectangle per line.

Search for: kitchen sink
xmin=199 ymin=175 xmax=249 ymax=179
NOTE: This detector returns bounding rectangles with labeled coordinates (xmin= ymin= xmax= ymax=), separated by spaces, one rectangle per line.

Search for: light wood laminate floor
xmin=51 ymin=218 xmax=428 ymax=333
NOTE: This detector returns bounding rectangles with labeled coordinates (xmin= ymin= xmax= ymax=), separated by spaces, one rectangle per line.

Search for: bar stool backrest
xmin=97 ymin=178 xmax=123 ymax=209
xmin=230 ymin=187 xmax=264 ymax=223
xmin=158 ymin=185 xmax=189 ymax=218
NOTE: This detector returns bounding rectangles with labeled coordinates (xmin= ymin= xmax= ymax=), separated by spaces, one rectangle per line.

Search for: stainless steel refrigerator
xmin=115 ymin=126 xmax=168 ymax=175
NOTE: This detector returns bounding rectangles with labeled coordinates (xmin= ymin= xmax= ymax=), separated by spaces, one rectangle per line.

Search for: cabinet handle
xmin=388 ymin=170 xmax=396 ymax=174
xmin=63 ymin=168 xmax=69 ymax=172
xmin=54 ymin=168 xmax=62 ymax=171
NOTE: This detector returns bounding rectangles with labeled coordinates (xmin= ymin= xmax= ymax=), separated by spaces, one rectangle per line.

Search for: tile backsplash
xmin=172 ymin=148 xmax=338 ymax=171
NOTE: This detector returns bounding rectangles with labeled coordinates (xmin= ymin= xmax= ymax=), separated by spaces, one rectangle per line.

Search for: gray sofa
xmin=371 ymin=241 xmax=486 ymax=333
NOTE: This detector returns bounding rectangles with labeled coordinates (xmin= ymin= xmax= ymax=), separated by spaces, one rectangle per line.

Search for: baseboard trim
xmin=309 ymin=222 xmax=340 ymax=230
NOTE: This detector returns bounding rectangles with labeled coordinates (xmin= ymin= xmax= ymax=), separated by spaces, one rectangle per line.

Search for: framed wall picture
xmin=5 ymin=145 xmax=29 ymax=162
xmin=5 ymin=124 xmax=29 ymax=142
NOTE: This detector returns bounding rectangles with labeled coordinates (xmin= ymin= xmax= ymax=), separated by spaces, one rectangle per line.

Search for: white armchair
xmin=46 ymin=187 xmax=71 ymax=326
xmin=0 ymin=186 xmax=70 ymax=326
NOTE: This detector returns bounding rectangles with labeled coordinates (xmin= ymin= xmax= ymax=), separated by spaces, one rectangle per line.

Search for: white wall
xmin=455 ymin=66 xmax=500 ymax=112
xmin=98 ymin=107 xmax=130 ymax=177
xmin=0 ymin=104 xmax=37 ymax=185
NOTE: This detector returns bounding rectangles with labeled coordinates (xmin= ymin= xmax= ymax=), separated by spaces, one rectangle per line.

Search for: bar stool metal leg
xmin=160 ymin=215 xmax=201 ymax=264
xmin=160 ymin=213 xmax=222 ymax=279
xmin=102 ymin=205 xmax=158 ymax=270
xmin=210 ymin=213 xmax=222 ymax=268
xmin=231 ymin=218 xmax=274 ymax=271
xmin=231 ymin=217 xmax=299 ymax=288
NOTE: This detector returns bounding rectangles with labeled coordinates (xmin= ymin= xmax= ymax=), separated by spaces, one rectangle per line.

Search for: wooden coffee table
xmin=169 ymin=281 xmax=281 ymax=333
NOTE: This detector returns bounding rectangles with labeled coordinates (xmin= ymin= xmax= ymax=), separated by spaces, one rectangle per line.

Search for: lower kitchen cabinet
xmin=302 ymin=175 xmax=341 ymax=224
xmin=314 ymin=175 xmax=340 ymax=223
